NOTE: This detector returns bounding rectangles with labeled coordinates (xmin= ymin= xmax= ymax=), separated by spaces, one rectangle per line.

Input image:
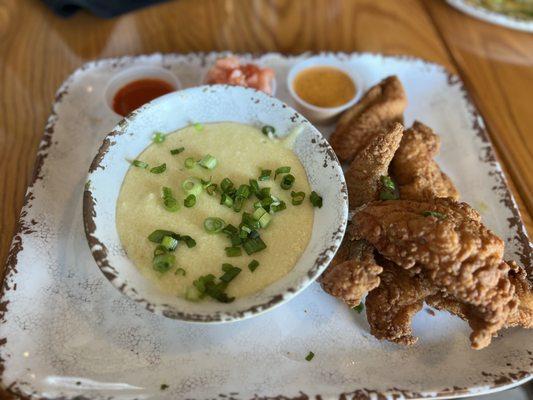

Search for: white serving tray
xmin=0 ymin=52 xmax=531 ymax=400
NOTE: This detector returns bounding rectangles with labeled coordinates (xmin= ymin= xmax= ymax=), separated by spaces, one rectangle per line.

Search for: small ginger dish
xmin=287 ymin=56 xmax=363 ymax=123
xmin=84 ymin=85 xmax=347 ymax=323
xmin=204 ymin=56 xmax=276 ymax=95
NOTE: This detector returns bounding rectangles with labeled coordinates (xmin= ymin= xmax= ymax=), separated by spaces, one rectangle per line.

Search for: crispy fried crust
xmin=321 ymin=239 xmax=382 ymax=307
xmin=353 ymin=198 xmax=518 ymax=349
xmin=329 ymin=76 xmax=407 ymax=162
xmin=366 ymin=260 xmax=437 ymax=345
xmin=345 ymin=122 xmax=403 ymax=208
xmin=391 ymin=121 xmax=459 ymax=201
xmin=506 ymin=261 xmax=533 ymax=328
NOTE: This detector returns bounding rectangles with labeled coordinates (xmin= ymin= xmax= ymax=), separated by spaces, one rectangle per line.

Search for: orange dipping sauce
xmin=293 ymin=66 xmax=356 ymax=108
xmin=112 ymin=79 xmax=175 ymax=117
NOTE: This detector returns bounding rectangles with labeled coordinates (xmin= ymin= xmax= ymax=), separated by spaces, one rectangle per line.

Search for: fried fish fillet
xmin=321 ymin=239 xmax=382 ymax=307
xmin=365 ymin=259 xmax=437 ymax=345
xmin=329 ymin=76 xmax=407 ymax=162
xmin=391 ymin=121 xmax=459 ymax=201
xmin=345 ymin=122 xmax=403 ymax=207
xmin=353 ymin=198 xmax=518 ymax=349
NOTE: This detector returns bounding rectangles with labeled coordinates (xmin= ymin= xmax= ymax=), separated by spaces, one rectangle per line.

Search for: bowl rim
xmin=286 ymin=55 xmax=365 ymax=114
xmin=83 ymin=84 xmax=348 ymax=323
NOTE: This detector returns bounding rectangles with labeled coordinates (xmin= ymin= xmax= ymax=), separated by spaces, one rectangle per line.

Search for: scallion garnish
xmin=220 ymin=264 xmax=241 ymax=283
xmin=261 ymin=125 xmax=275 ymax=136
xmin=379 ymin=175 xmax=399 ymax=200
xmin=353 ymin=303 xmax=364 ymax=313
xmin=252 ymin=207 xmax=267 ymax=221
xmin=270 ymin=201 xmax=286 ymax=213
xmin=248 ymin=259 xmax=260 ymax=272
xmin=274 ymin=166 xmax=291 ymax=179
xmin=193 ymin=122 xmax=204 ymax=132
xmin=258 ymin=169 xmax=271 ymax=181
xmin=198 ymin=154 xmax=218 ymax=170
xmin=220 ymin=193 xmax=234 ymax=208
xmin=236 ymin=184 xmax=251 ymax=199
xmin=243 ymin=237 xmax=266 ymax=255
xmin=181 ymin=235 xmax=196 ymax=248
xmin=170 ymin=147 xmax=185 ymax=155
xmin=175 ymin=267 xmax=186 ymax=276
xmin=150 ymin=163 xmax=167 ymax=174
xmin=422 ymin=211 xmax=447 ymax=219
xmin=153 ymin=253 xmax=175 ymax=273
xmin=184 ymin=157 xmax=196 ymax=169
xmin=161 ymin=235 xmax=178 ymax=251
xmin=154 ymin=244 xmax=167 ymax=257
xmin=152 ymin=132 xmax=166 ymax=143
xmin=225 ymin=246 xmax=242 ymax=257
xmin=233 ymin=196 xmax=245 ymax=212
xmin=305 ymin=351 xmax=315 ymax=362
xmin=280 ymin=174 xmax=295 ymax=190
xmin=257 ymin=187 xmax=271 ymax=200
xmin=193 ymin=274 xmax=234 ymax=303
xmin=206 ymin=183 xmax=217 ymax=196
xmin=184 ymin=194 xmax=196 ymax=208
xmin=161 ymin=186 xmax=179 ymax=212
xmin=148 ymin=230 xmax=179 ymax=243
xmin=132 ymin=160 xmax=149 ymax=169
xmin=220 ymin=178 xmax=234 ymax=193
xmin=222 ymin=224 xmax=239 ymax=236
xmin=310 ymin=191 xmax=323 ymax=208
xmin=185 ymin=286 xmax=202 ymax=302
xmin=249 ymin=179 xmax=260 ymax=195
xmin=182 ymin=178 xmax=203 ymax=197
xmin=204 ymin=217 xmax=226 ymax=234
xmin=258 ymin=212 xmax=271 ymax=228
xmin=291 ymin=191 xmax=305 ymax=206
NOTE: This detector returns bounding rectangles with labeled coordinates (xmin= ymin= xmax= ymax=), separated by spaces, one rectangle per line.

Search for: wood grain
xmin=0 ymin=0 xmax=530 ymax=276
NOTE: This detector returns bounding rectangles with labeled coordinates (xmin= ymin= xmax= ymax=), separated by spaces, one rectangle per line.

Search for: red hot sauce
xmin=112 ymin=79 xmax=175 ymax=117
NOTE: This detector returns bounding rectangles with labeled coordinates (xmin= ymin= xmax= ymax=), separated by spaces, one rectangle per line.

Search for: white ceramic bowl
xmin=287 ymin=55 xmax=364 ymax=123
xmin=83 ymin=84 xmax=348 ymax=323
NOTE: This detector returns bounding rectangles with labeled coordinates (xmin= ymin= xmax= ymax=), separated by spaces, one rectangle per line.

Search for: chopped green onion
xmin=243 ymin=237 xmax=267 ymax=255
xmin=241 ymin=212 xmax=260 ymax=230
xmin=249 ymin=179 xmax=260 ymax=195
xmin=198 ymin=154 xmax=218 ymax=170
xmin=291 ymin=191 xmax=305 ymax=206
xmin=225 ymin=246 xmax=242 ymax=257
xmin=258 ymin=169 xmax=271 ymax=181
xmin=274 ymin=166 xmax=291 ymax=179
xmin=220 ymin=264 xmax=241 ymax=283
xmin=182 ymin=178 xmax=203 ymax=197
xmin=239 ymin=227 xmax=250 ymax=239
xmin=353 ymin=303 xmax=364 ymax=313
xmin=152 ymin=132 xmax=166 ymax=143
xmin=258 ymin=212 xmax=271 ymax=228
xmin=170 ymin=147 xmax=185 ymax=155
xmin=193 ymin=274 xmax=215 ymax=294
xmin=184 ymin=157 xmax=196 ymax=169
xmin=256 ymin=187 xmax=271 ymax=200
xmin=422 ymin=211 xmax=447 ymax=219
xmin=379 ymin=175 xmax=399 ymax=200
xmin=193 ymin=122 xmax=204 ymax=132
xmin=150 ymin=163 xmax=167 ymax=174
xmin=132 ymin=160 xmax=148 ymax=169
xmin=206 ymin=183 xmax=217 ymax=196
xmin=204 ymin=217 xmax=226 ymax=234
xmin=222 ymin=224 xmax=239 ymax=236
xmin=233 ymin=196 xmax=245 ymax=212
xmin=261 ymin=125 xmax=275 ymax=136
xmin=230 ymin=234 xmax=242 ymax=246
xmin=153 ymin=253 xmax=175 ymax=273
xmin=249 ymin=230 xmax=260 ymax=239
xmin=161 ymin=235 xmax=178 ymax=251
xmin=270 ymin=201 xmax=286 ymax=213
xmin=280 ymin=174 xmax=295 ymax=190
xmin=252 ymin=207 xmax=267 ymax=221
xmin=185 ymin=286 xmax=202 ymax=302
xmin=236 ymin=184 xmax=251 ymax=199
xmin=148 ymin=230 xmax=179 ymax=243
xmin=220 ymin=178 xmax=234 ymax=193
xmin=175 ymin=267 xmax=186 ymax=276
xmin=181 ymin=235 xmax=196 ymax=248
xmin=153 ymin=244 xmax=167 ymax=257
xmin=310 ymin=191 xmax=323 ymax=208
xmin=220 ymin=193 xmax=234 ymax=208
xmin=248 ymin=259 xmax=260 ymax=272
xmin=161 ymin=186 xmax=179 ymax=212
xmin=305 ymin=351 xmax=315 ymax=362
xmin=184 ymin=194 xmax=196 ymax=208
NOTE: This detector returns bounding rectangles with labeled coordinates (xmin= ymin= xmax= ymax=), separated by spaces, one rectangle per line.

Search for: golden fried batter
xmin=506 ymin=261 xmax=533 ymax=328
xmin=366 ymin=260 xmax=437 ymax=345
xmin=391 ymin=121 xmax=459 ymax=201
xmin=353 ymin=198 xmax=519 ymax=349
xmin=345 ymin=122 xmax=403 ymax=207
xmin=329 ymin=76 xmax=407 ymax=162
xmin=321 ymin=239 xmax=382 ymax=307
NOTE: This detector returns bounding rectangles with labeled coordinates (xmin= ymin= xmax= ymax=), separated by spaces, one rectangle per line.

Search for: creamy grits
xmin=116 ymin=122 xmax=314 ymax=300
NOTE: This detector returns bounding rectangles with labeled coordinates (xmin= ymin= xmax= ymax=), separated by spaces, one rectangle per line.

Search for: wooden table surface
xmin=0 ymin=0 xmax=532 ymax=273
